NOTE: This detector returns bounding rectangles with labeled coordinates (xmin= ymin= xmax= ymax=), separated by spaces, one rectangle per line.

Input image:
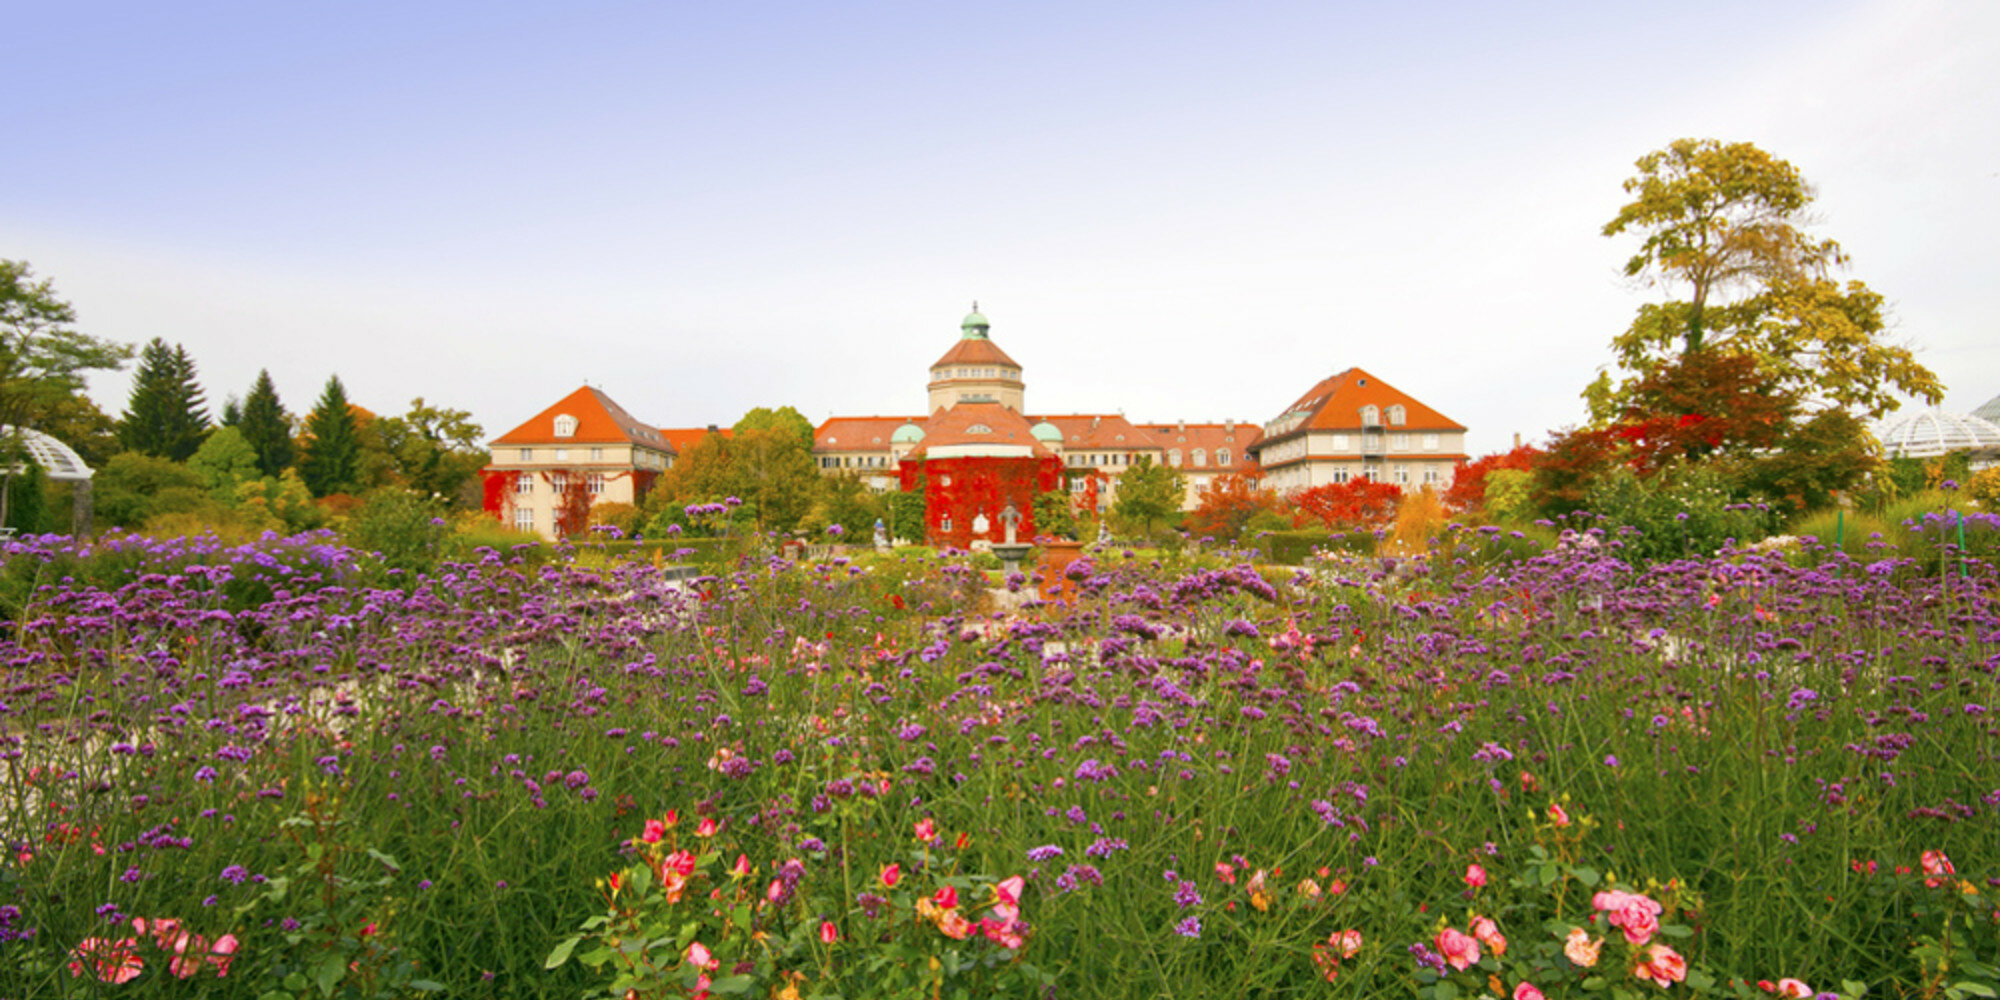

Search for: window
xmin=1331 ymin=468 xmax=1350 ymax=484
xmin=514 ymin=508 xmax=534 ymax=531
xmin=941 ymin=514 xmax=953 ymax=532
xmin=549 ymin=472 xmax=568 ymax=493
xmin=966 ymin=424 xmax=993 ymax=434
xmin=518 ymin=448 xmax=532 ymax=461
xmin=515 ymin=475 xmax=534 ymax=496
xmin=939 ymin=475 xmax=952 ymax=486
xmin=1390 ymin=434 xmax=1409 ymax=451
xmin=587 ymin=473 xmax=606 ymax=495
xmin=1360 ymin=405 xmax=1380 ymax=426
xmin=1192 ymin=449 xmax=1207 ymax=467
xmin=590 ymin=447 xmax=604 ymax=461
xmin=1217 ymin=448 xmax=1231 ymax=467
xmin=554 ymin=448 xmax=569 ymax=461
xmin=1331 ymin=434 xmax=1350 ymax=451
xmin=1167 ymin=449 xmax=1181 ymax=466
xmin=1423 ymin=467 xmax=1441 ymax=484
xmin=1387 ymin=405 xmax=1406 ymax=426
xmin=1423 ymin=434 xmax=1440 ymax=452
xmin=553 ymin=414 xmax=578 ymax=437
xmin=1394 ymin=466 xmax=1410 ymax=484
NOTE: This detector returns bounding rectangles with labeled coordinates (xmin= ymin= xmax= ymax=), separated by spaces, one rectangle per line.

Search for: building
xmin=1250 ymin=368 xmax=1467 ymax=493
xmin=480 ymin=385 xmax=724 ymax=540
xmin=481 ymin=310 xmax=1465 ymax=542
xmin=1875 ymin=408 xmax=2000 ymax=469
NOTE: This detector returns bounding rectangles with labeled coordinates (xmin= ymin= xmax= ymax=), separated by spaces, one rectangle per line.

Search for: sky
xmin=7 ymin=0 xmax=1997 ymax=457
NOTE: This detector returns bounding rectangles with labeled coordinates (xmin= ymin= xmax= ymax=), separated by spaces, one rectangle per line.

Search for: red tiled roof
xmin=814 ymin=416 xmax=922 ymax=452
xmin=491 ymin=386 xmax=673 ymax=450
xmin=931 ymin=338 xmax=1021 ymax=369
xmin=1027 ymin=413 xmax=1159 ymax=451
xmin=1272 ymin=368 xmax=1465 ymax=434
xmin=1137 ymin=421 xmax=1263 ymax=472
xmin=905 ymin=403 xmax=1054 ymax=459
xmin=660 ymin=426 xmax=731 ymax=455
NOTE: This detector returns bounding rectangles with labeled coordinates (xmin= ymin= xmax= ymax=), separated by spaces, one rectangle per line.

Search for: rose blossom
xmin=1436 ymin=927 xmax=1481 ymax=971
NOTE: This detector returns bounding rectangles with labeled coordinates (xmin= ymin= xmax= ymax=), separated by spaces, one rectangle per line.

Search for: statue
xmin=999 ymin=502 xmax=1021 ymax=545
xmin=873 ymin=517 xmax=889 ymax=552
xmin=971 ymin=511 xmax=991 ymax=537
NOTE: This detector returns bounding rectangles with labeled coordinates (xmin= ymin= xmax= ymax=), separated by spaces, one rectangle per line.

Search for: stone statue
xmin=999 ymin=502 xmax=1021 ymax=545
xmin=873 ymin=517 xmax=889 ymax=552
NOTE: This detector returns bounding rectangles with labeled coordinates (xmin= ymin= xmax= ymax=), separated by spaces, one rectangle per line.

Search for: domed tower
xmin=927 ymin=307 xmax=1025 ymax=413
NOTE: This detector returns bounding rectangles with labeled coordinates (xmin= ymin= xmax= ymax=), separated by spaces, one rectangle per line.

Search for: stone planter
xmin=1036 ymin=539 xmax=1086 ymax=605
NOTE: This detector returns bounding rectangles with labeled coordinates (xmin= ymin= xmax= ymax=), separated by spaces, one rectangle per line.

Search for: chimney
xmin=1512 ymin=432 xmax=1521 ymax=449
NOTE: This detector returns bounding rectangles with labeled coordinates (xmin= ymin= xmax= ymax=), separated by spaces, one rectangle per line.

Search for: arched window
xmin=966 ymin=424 xmax=993 ymax=434
xmin=1167 ymin=449 xmax=1181 ymax=466
xmin=1387 ymin=405 xmax=1407 ymax=426
xmin=1217 ymin=448 xmax=1231 ymax=467
xmin=1192 ymin=448 xmax=1207 ymax=467
xmin=1359 ymin=405 xmax=1380 ymax=426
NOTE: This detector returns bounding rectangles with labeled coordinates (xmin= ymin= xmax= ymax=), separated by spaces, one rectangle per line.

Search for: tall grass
xmin=0 ymin=530 xmax=1994 ymax=998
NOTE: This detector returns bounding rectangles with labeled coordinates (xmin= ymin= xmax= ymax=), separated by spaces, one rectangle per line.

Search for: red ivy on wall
xmin=899 ymin=455 xmax=1061 ymax=549
xmin=481 ymin=469 xmax=521 ymax=520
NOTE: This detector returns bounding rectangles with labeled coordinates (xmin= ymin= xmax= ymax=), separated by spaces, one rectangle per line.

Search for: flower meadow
xmin=0 ymin=528 xmax=1996 ymax=999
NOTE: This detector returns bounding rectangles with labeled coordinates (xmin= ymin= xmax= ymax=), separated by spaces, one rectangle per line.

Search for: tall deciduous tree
xmin=1111 ymin=456 xmax=1183 ymax=540
xmin=238 ymin=370 xmax=294 ymax=478
xmin=373 ymin=398 xmax=486 ymax=504
xmin=1596 ymin=138 xmax=1941 ymax=421
xmin=732 ymin=406 xmax=816 ymax=452
xmin=298 ymin=375 xmax=363 ymax=497
xmin=1185 ymin=473 xmax=1283 ymax=541
xmin=119 ymin=338 xmax=212 ymax=461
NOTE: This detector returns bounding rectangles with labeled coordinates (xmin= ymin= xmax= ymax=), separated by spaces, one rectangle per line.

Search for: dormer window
xmin=1360 ymin=405 xmax=1380 ymax=426
xmin=1388 ymin=405 xmax=1407 ymax=426
xmin=553 ymin=414 xmax=579 ymax=437
xmin=966 ymin=424 xmax=993 ymax=434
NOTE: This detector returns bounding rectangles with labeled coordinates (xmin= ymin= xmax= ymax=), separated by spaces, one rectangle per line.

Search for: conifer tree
xmin=118 ymin=338 xmax=211 ymax=461
xmin=298 ymin=375 xmax=362 ymax=497
xmin=238 ymin=369 xmax=295 ymax=478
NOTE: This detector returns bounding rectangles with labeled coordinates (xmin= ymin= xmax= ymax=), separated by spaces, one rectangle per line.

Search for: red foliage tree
xmin=1445 ymin=445 xmax=1543 ymax=513
xmin=1292 ymin=479 xmax=1403 ymax=529
xmin=1615 ymin=350 xmax=1795 ymax=475
xmin=1185 ymin=473 xmax=1285 ymax=540
xmin=545 ymin=468 xmax=594 ymax=540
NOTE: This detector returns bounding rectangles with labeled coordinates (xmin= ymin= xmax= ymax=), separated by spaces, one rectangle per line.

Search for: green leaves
xmin=545 ymin=934 xmax=583 ymax=969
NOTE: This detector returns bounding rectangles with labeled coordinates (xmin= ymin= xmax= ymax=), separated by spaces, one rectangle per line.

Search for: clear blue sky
xmin=8 ymin=0 xmax=1996 ymax=454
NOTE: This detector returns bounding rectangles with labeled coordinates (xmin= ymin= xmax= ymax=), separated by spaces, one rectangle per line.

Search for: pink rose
xmin=685 ymin=940 xmax=718 ymax=971
xmin=1465 ymin=864 xmax=1488 ymax=888
xmin=641 ymin=818 xmax=667 ymax=843
xmin=1633 ymin=943 xmax=1687 ymax=988
xmin=1564 ymin=927 xmax=1601 ymax=967
xmin=1514 ymin=983 xmax=1546 ymax=1000
xmin=1436 ymin=927 xmax=1481 ymax=971
xmin=1470 ymin=915 xmax=1507 ymax=957
xmin=819 ymin=920 xmax=839 ymax=944
xmin=932 ymin=885 xmax=959 ymax=910
xmin=880 ymin=863 xmax=901 ymax=888
xmin=1922 ymin=850 xmax=1955 ymax=889
xmin=1775 ymin=979 xmax=1812 ymax=998
xmin=914 ymin=818 xmax=937 ymax=843
xmin=1333 ymin=929 xmax=1363 ymax=959
xmin=1615 ymin=900 xmax=1661 ymax=945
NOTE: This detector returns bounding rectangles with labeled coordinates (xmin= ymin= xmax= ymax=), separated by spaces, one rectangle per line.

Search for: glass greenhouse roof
xmin=1875 ymin=409 xmax=2000 ymax=459
xmin=1 ymin=426 xmax=94 ymax=480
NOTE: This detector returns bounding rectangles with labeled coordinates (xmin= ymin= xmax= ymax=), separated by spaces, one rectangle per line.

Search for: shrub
xmin=1582 ymin=464 xmax=1775 ymax=564
xmin=344 ymin=487 xmax=451 ymax=574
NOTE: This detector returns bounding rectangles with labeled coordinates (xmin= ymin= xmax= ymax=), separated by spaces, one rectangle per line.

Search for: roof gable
xmin=491 ymin=386 xmax=672 ymax=450
xmin=1274 ymin=368 xmax=1465 ymax=434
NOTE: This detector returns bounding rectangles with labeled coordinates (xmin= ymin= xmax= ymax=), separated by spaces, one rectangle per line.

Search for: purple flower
xmin=1028 ymin=844 xmax=1064 ymax=863
xmin=1173 ymin=916 xmax=1202 ymax=938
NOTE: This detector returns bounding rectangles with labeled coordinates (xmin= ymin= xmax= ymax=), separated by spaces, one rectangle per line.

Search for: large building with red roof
xmin=480 ymin=385 xmax=723 ymax=539
xmin=482 ymin=308 xmax=1464 ymax=543
xmin=1249 ymin=367 xmax=1468 ymax=493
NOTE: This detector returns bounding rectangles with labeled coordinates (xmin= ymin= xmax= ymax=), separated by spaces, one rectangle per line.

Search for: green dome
xmin=1030 ymin=421 xmax=1062 ymax=443
xmin=960 ymin=310 xmax=990 ymax=339
xmin=891 ymin=422 xmax=927 ymax=444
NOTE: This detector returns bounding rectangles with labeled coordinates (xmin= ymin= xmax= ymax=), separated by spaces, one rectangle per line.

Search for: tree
xmin=93 ymin=452 xmax=209 ymax=529
xmin=1032 ymin=489 xmax=1078 ymax=541
xmin=34 ymin=391 xmax=121 ymax=468
xmin=189 ymin=426 xmax=263 ymax=494
xmin=1613 ymin=349 xmax=1795 ymax=475
xmin=238 ymin=369 xmax=295 ymax=478
xmin=1293 ymin=479 xmax=1403 ymax=529
xmin=0 ymin=260 xmax=133 ymax=525
xmin=298 ymin=375 xmax=363 ymax=497
xmin=733 ymin=406 xmax=816 ymax=452
xmin=1597 ymin=139 xmax=1940 ymax=421
xmin=1445 ymin=445 xmax=1542 ymax=514
xmin=1185 ymin=473 xmax=1284 ymax=541
xmin=372 ymin=398 xmax=487 ymax=505
xmin=730 ymin=424 xmax=820 ymax=532
xmin=1110 ymin=456 xmax=1183 ymax=540
xmin=119 ymin=338 xmax=211 ymax=461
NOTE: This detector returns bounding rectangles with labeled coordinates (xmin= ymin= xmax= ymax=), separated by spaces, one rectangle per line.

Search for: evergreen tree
xmin=238 ymin=369 xmax=295 ymax=477
xmin=118 ymin=338 xmax=211 ymax=461
xmin=220 ymin=396 xmax=242 ymax=426
xmin=298 ymin=375 xmax=362 ymax=497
